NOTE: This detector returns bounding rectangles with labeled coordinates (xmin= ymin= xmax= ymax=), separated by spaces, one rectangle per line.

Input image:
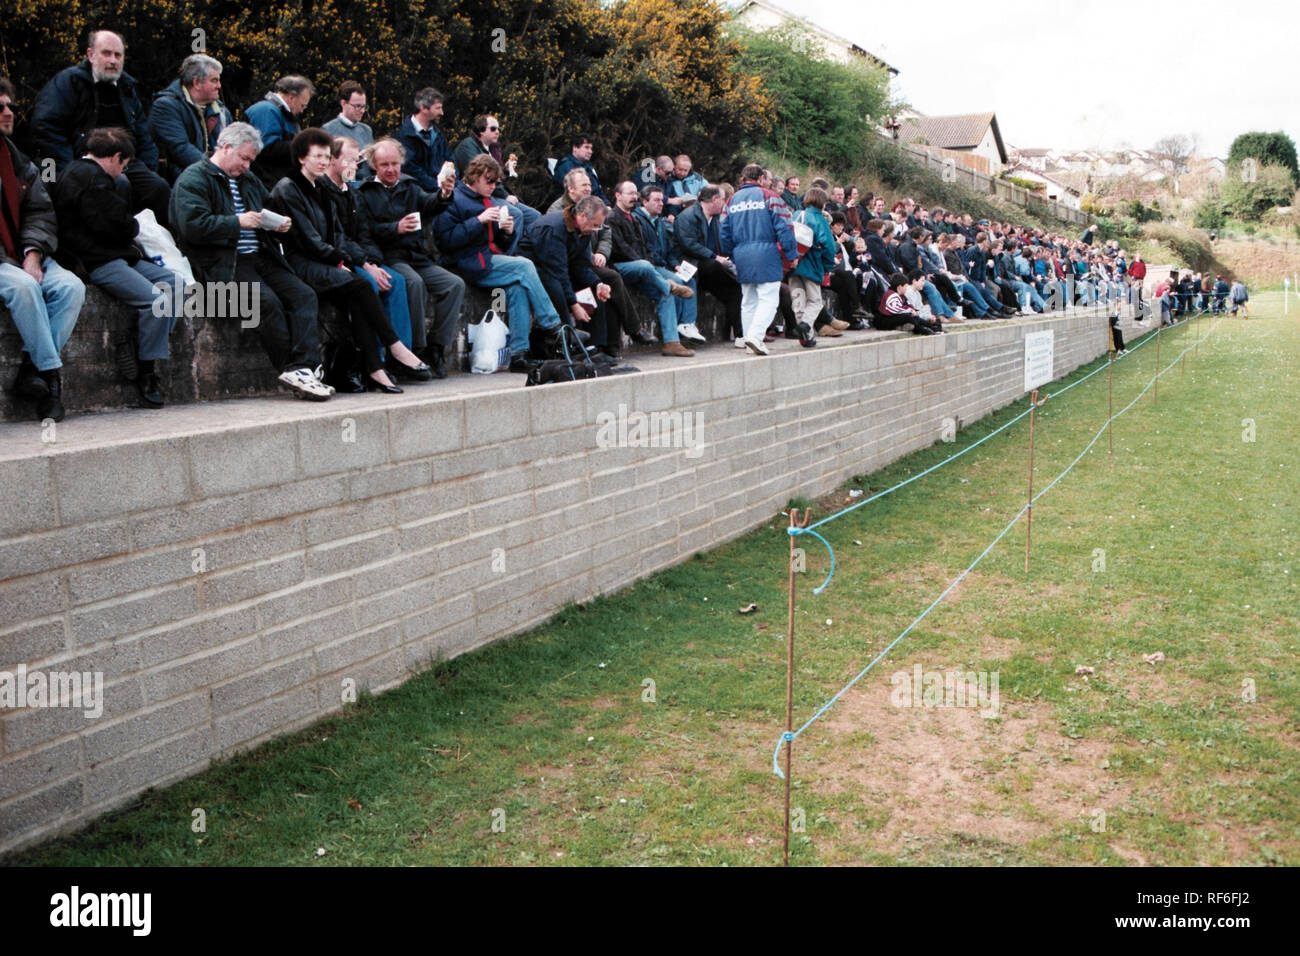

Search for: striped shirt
xmin=227 ymin=177 xmax=259 ymax=256
xmin=881 ymin=290 xmax=915 ymax=315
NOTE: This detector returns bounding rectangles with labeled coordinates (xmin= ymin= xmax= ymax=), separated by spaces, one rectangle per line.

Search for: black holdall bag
xmin=524 ymin=324 xmax=639 ymax=386
xmin=525 ymin=325 xmax=596 ymax=386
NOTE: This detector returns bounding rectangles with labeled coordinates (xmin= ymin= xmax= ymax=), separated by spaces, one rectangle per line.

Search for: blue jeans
xmin=358 ymin=264 xmax=412 ymax=350
xmin=956 ymin=279 xmax=994 ymax=316
xmin=655 ymin=267 xmax=696 ymax=325
xmin=1008 ymin=279 xmax=1044 ymax=312
xmin=613 ymin=259 xmax=678 ymax=342
xmin=921 ymin=281 xmax=953 ymax=318
xmin=88 ymin=258 xmax=184 ymax=361
xmin=0 ymin=258 xmax=86 ymax=370
xmin=478 ymin=255 xmax=560 ymax=356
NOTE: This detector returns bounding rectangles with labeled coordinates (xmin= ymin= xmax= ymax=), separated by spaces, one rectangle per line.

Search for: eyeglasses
xmin=0 ymin=101 xmax=14 ymax=114
xmin=487 ymin=125 xmax=500 ymax=131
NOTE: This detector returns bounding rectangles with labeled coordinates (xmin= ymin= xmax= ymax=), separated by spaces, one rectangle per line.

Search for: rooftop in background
xmin=730 ymin=0 xmax=899 ymax=75
xmin=899 ymin=112 xmax=1008 ymax=173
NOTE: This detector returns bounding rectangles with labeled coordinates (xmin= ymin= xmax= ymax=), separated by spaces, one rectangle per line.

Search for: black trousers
xmin=124 ymin=163 xmax=173 ymax=227
xmin=575 ymin=299 xmax=621 ymax=351
xmin=591 ymin=263 xmax=636 ymax=344
xmin=317 ymin=272 xmax=401 ymax=374
xmin=238 ymin=254 xmax=320 ymax=372
xmin=694 ymin=258 xmax=742 ymax=338
xmin=829 ymin=270 xmax=861 ymax=314
xmin=929 ymin=272 xmax=961 ymax=306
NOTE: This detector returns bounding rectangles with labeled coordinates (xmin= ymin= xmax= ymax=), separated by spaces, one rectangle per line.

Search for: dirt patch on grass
xmin=801 ymin=674 xmax=1128 ymax=856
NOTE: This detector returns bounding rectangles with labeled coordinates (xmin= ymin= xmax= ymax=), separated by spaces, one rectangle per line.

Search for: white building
xmin=731 ymin=0 xmax=898 ymax=75
xmin=1004 ymin=165 xmax=1083 ymax=210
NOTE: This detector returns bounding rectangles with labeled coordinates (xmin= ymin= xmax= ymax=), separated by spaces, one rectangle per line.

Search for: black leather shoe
xmin=138 ymin=372 xmax=165 ymax=408
xmin=13 ymin=356 xmax=49 ymax=400
xmin=508 ymin=354 xmax=532 ymax=374
xmin=37 ymin=369 xmax=65 ymax=422
xmin=334 ymin=369 xmax=366 ymax=393
xmin=427 ymin=344 xmax=448 ymax=379
xmin=599 ymin=347 xmax=621 ymax=366
xmin=393 ymin=360 xmax=434 ymax=382
xmin=364 ymin=376 xmax=403 ymax=394
xmin=630 ymin=330 xmax=655 ymax=346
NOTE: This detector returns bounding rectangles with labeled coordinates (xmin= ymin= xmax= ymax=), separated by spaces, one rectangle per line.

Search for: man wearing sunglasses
xmin=452 ymin=114 xmax=539 ymax=247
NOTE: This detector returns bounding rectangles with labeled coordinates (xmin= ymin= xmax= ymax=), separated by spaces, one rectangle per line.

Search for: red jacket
xmin=1128 ymin=260 xmax=1146 ymax=280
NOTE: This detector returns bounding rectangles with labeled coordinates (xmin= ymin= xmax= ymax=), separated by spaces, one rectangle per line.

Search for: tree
xmin=1152 ymin=134 xmax=1195 ymax=175
xmin=730 ymin=24 xmax=892 ymax=170
xmin=576 ymin=0 xmax=773 ymax=187
xmin=0 ymin=0 xmax=773 ymax=206
xmin=1220 ymin=162 xmax=1296 ymax=221
xmin=1192 ymin=201 xmax=1225 ymax=230
xmin=1227 ymin=131 xmax=1299 ymax=188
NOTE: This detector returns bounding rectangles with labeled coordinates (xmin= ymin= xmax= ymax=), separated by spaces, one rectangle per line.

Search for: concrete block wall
xmin=0 ymin=311 xmax=1106 ymax=852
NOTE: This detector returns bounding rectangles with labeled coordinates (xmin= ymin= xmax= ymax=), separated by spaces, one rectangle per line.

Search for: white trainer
xmin=734 ymin=337 xmax=748 ymax=349
xmin=744 ymin=336 xmax=769 ymax=356
xmin=312 ymin=365 xmax=336 ymax=395
xmin=678 ymin=323 xmax=706 ymax=343
xmin=278 ymin=367 xmax=332 ymax=401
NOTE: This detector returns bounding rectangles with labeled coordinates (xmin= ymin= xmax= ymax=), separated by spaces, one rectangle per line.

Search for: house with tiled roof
xmin=899 ymin=112 xmax=1008 ymax=173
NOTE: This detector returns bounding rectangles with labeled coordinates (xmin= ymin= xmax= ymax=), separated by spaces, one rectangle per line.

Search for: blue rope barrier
xmin=771 ymin=314 xmax=1223 ymax=778
xmin=797 ymin=309 xmax=1198 ymax=542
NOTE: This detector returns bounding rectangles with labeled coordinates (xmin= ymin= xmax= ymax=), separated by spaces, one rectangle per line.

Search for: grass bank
xmin=8 ymin=298 xmax=1297 ymax=866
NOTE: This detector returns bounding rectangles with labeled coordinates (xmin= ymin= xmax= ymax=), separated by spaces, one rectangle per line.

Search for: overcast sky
xmin=756 ymin=0 xmax=1296 ymax=159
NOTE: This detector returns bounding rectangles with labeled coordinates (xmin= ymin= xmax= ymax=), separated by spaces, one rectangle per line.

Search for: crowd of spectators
xmin=3 ymin=29 xmax=1183 ymax=422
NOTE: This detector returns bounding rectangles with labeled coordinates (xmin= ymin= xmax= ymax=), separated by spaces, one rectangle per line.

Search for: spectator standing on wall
xmin=719 ymin=163 xmax=798 ymax=356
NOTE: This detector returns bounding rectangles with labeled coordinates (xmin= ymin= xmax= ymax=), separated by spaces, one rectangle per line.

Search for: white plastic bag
xmin=467 ymin=309 xmax=511 ymax=373
xmin=134 ymin=209 xmax=196 ymax=286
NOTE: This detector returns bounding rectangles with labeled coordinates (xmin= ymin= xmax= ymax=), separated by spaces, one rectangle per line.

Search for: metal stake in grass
xmin=1154 ymin=321 xmax=1161 ymax=405
xmin=783 ymin=506 xmax=810 ymax=868
xmin=1107 ymin=347 xmax=1114 ymax=457
xmin=1025 ymin=390 xmax=1048 ymax=572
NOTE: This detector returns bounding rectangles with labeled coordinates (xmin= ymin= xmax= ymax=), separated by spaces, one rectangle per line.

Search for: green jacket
xmin=791 ymin=207 xmax=836 ymax=282
xmin=168 ymin=157 xmax=288 ymax=282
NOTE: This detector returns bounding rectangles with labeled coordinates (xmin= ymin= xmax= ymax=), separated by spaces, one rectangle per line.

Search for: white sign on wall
xmin=1024 ymin=330 xmax=1054 ymax=391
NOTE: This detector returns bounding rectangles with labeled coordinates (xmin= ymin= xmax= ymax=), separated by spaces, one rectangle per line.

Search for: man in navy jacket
xmin=395 ymin=88 xmax=451 ymax=193
xmin=719 ymin=163 xmax=797 ymax=355
xmin=517 ymin=199 xmax=617 ymax=356
xmin=149 ymin=54 xmax=232 ymax=183
xmin=244 ymin=75 xmax=313 ymax=188
xmin=552 ymin=133 xmax=608 ymax=202
xmin=32 ymin=29 xmax=170 ymax=223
